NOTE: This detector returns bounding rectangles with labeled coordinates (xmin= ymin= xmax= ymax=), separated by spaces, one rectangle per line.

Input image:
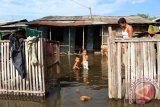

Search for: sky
xmin=0 ymin=0 xmax=159 ymax=21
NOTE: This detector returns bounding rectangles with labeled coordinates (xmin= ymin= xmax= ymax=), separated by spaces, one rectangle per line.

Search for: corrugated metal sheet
xmin=0 ymin=21 xmax=13 ymax=26
xmin=28 ymin=21 xmax=93 ymax=26
xmin=28 ymin=15 xmax=157 ymax=26
xmin=0 ymin=19 xmax=28 ymax=28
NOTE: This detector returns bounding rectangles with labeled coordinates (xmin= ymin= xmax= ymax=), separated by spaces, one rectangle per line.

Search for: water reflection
xmin=0 ymin=55 xmax=108 ymax=107
xmin=73 ymin=70 xmax=80 ymax=81
xmin=50 ymin=54 xmax=108 ymax=107
xmin=0 ymin=100 xmax=45 ymax=107
xmin=83 ymin=69 xmax=89 ymax=85
xmin=1 ymin=98 xmax=160 ymax=107
xmin=1 ymin=54 xmax=159 ymax=107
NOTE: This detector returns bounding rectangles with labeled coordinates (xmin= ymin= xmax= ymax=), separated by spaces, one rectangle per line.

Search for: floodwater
xmin=0 ymin=54 xmax=160 ymax=107
xmin=46 ymin=54 xmax=108 ymax=107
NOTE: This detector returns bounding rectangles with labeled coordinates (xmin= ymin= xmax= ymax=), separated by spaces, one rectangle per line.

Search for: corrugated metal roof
xmin=0 ymin=22 xmax=28 ymax=28
xmin=0 ymin=19 xmax=28 ymax=28
xmin=28 ymin=15 xmax=157 ymax=26
xmin=0 ymin=21 xmax=13 ymax=26
xmin=28 ymin=21 xmax=92 ymax=26
xmin=152 ymin=18 xmax=160 ymax=22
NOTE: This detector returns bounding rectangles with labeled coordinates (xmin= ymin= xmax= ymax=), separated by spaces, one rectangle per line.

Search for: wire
xmin=70 ymin=0 xmax=93 ymax=21
xmin=70 ymin=0 xmax=89 ymax=8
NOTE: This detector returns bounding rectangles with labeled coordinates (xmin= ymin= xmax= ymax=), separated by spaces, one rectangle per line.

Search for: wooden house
xmin=28 ymin=15 xmax=156 ymax=53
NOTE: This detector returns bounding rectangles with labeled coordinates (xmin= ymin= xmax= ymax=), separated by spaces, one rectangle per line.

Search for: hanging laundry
xmin=9 ymin=34 xmax=26 ymax=78
xmin=148 ymin=25 xmax=159 ymax=33
xmin=27 ymin=36 xmax=38 ymax=65
xmin=25 ymin=28 xmax=41 ymax=37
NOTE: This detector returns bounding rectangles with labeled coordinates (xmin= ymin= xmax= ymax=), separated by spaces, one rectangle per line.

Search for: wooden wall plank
xmin=117 ymin=43 xmax=122 ymax=99
xmin=143 ymin=42 xmax=149 ymax=78
xmin=108 ymin=27 xmax=112 ymax=98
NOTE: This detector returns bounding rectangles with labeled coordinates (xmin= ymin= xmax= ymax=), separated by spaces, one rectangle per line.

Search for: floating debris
xmin=80 ymin=96 xmax=91 ymax=102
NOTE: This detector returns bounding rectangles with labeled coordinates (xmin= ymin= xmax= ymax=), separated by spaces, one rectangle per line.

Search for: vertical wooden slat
xmin=31 ymin=43 xmax=36 ymax=95
xmin=112 ymin=31 xmax=117 ymax=98
xmin=35 ymin=41 xmax=39 ymax=96
xmin=4 ymin=42 xmax=7 ymax=94
xmin=15 ymin=70 xmax=19 ymax=95
xmin=28 ymin=44 xmax=33 ymax=95
xmin=117 ymin=43 xmax=122 ymax=99
xmin=112 ymin=42 xmax=117 ymax=98
xmin=0 ymin=42 xmax=3 ymax=94
xmin=32 ymin=64 xmax=36 ymax=95
xmin=29 ymin=43 xmax=33 ymax=96
xmin=108 ymin=27 xmax=112 ymax=98
xmin=130 ymin=43 xmax=136 ymax=100
xmin=156 ymin=42 xmax=160 ymax=99
xmin=10 ymin=44 xmax=13 ymax=91
xmin=17 ymin=43 xmax=22 ymax=95
xmin=136 ymin=43 xmax=141 ymax=79
xmin=152 ymin=42 xmax=156 ymax=80
xmin=126 ymin=43 xmax=131 ymax=99
xmin=140 ymin=42 xmax=144 ymax=81
xmin=135 ymin=43 xmax=137 ymax=81
xmin=2 ymin=42 xmax=5 ymax=93
xmin=38 ymin=39 xmax=42 ymax=96
xmin=25 ymin=41 xmax=29 ymax=96
xmin=6 ymin=42 xmax=10 ymax=92
xmin=19 ymin=75 xmax=22 ymax=95
xmin=41 ymin=38 xmax=45 ymax=95
xmin=22 ymin=42 xmax=26 ymax=96
xmin=148 ymin=42 xmax=152 ymax=79
xmin=12 ymin=56 xmax=16 ymax=92
xmin=143 ymin=42 xmax=149 ymax=78
xmin=108 ymin=29 xmax=118 ymax=98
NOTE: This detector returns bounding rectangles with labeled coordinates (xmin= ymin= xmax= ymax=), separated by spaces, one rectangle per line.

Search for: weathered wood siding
xmin=108 ymin=26 xmax=160 ymax=101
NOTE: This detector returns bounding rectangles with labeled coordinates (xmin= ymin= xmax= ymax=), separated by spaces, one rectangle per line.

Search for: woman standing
xmin=118 ymin=18 xmax=133 ymax=38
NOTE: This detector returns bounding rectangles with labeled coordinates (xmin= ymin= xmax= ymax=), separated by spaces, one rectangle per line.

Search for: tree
xmin=137 ymin=13 xmax=157 ymax=20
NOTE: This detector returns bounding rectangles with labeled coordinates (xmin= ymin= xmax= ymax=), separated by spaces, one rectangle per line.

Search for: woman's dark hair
xmin=118 ymin=18 xmax=127 ymax=24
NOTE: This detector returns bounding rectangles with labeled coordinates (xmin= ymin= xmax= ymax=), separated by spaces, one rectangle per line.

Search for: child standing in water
xmin=82 ymin=50 xmax=88 ymax=69
xmin=73 ymin=55 xmax=81 ymax=70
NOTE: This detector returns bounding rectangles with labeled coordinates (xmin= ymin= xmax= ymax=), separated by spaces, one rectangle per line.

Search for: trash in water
xmin=76 ymin=89 xmax=80 ymax=95
xmin=80 ymin=96 xmax=91 ymax=102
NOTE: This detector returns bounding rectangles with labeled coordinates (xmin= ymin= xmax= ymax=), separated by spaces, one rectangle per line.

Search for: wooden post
xmin=108 ymin=26 xmax=117 ymax=98
xmin=126 ymin=43 xmax=131 ymax=99
xmin=108 ymin=26 xmax=112 ymax=98
xmin=117 ymin=42 xmax=122 ymax=99
xmin=69 ymin=27 xmax=71 ymax=54
xmin=83 ymin=27 xmax=85 ymax=50
xmin=101 ymin=25 xmax=104 ymax=46
xmin=157 ymin=42 xmax=160 ymax=99
xmin=50 ymin=27 xmax=52 ymax=40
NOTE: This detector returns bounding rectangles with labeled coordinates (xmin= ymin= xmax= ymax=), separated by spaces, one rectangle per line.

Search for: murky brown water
xmin=0 ymin=54 xmax=160 ymax=107
xmin=46 ymin=54 xmax=108 ymax=107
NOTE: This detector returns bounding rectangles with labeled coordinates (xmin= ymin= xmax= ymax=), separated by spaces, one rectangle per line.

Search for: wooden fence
xmin=108 ymin=27 xmax=160 ymax=101
xmin=0 ymin=38 xmax=60 ymax=98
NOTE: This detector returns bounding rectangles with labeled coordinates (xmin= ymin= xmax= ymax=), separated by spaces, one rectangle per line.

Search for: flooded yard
xmin=0 ymin=54 xmax=160 ymax=107
xmin=45 ymin=54 xmax=108 ymax=107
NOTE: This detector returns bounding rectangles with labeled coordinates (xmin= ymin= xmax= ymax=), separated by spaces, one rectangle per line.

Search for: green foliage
xmin=137 ymin=13 xmax=158 ymax=20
